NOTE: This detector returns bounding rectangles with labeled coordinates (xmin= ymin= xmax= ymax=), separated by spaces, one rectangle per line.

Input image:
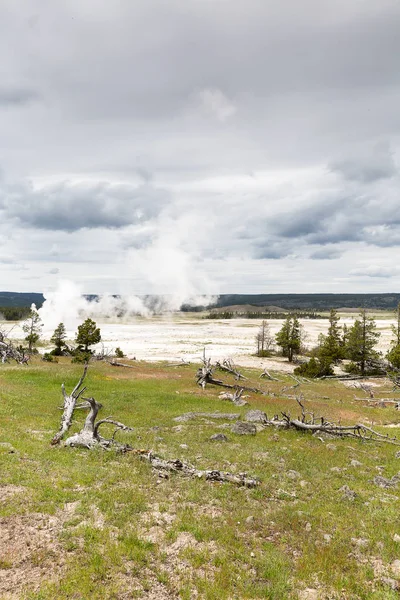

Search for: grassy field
xmin=1 ymin=359 xmax=400 ymax=599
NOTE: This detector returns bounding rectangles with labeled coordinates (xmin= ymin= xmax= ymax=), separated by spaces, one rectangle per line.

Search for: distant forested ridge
xmin=3 ymin=291 xmax=400 ymax=317
xmin=198 ymin=293 xmax=400 ymax=311
xmin=0 ymin=292 xmax=45 ymax=308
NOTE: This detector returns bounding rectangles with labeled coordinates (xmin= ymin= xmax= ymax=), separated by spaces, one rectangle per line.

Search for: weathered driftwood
xmin=51 ymin=366 xmax=88 ymax=445
xmin=0 ymin=328 xmax=29 ymax=364
xmin=216 ymin=359 xmax=247 ymax=380
xmin=260 ymin=369 xmax=280 ymax=381
xmin=107 ymin=360 xmax=135 ymax=368
xmin=167 ymin=358 xmax=191 ymax=367
xmin=261 ymin=397 xmax=400 ymax=445
xmin=196 ymin=353 xmax=266 ymax=395
xmin=218 ymin=389 xmax=248 ymax=406
xmin=64 ymin=396 xmax=133 ymax=449
xmin=129 ymin=450 xmax=259 ymax=487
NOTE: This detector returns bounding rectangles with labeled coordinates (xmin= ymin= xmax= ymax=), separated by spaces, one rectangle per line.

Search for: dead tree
xmin=64 ymin=396 xmax=133 ymax=449
xmin=260 ymin=369 xmax=280 ymax=381
xmin=262 ymin=396 xmax=400 ymax=445
xmin=216 ymin=359 xmax=247 ymax=380
xmin=197 ymin=352 xmax=266 ymax=395
xmin=51 ymin=366 xmax=88 ymax=445
xmin=0 ymin=327 xmax=29 ymax=364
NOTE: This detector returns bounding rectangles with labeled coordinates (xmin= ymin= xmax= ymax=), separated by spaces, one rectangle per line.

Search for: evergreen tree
xmin=50 ymin=323 xmax=67 ymax=355
xmin=75 ymin=318 xmax=101 ymax=352
xmin=22 ymin=306 xmax=43 ymax=352
xmin=275 ymin=315 xmax=302 ymax=362
xmin=318 ymin=308 xmax=343 ymax=363
xmin=346 ymin=309 xmax=380 ymax=375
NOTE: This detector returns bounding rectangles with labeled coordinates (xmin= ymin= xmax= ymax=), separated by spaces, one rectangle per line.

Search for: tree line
xmin=256 ymin=307 xmax=400 ymax=377
xmin=16 ymin=307 xmax=106 ymax=363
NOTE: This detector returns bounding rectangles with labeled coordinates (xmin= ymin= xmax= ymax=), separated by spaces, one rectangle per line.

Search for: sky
xmin=1 ymin=0 xmax=400 ymax=297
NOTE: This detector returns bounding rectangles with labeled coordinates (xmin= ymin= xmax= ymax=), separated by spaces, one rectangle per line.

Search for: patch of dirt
xmin=117 ymin=567 xmax=177 ymax=599
xmin=0 ymin=485 xmax=26 ymax=503
xmin=0 ymin=501 xmax=80 ymax=598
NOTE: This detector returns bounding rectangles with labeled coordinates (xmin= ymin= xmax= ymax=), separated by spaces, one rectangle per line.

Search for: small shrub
xmin=42 ymin=352 xmax=57 ymax=363
xmin=115 ymin=347 xmax=125 ymax=358
xmin=71 ymin=351 xmax=92 ymax=364
xmin=294 ymin=356 xmax=334 ymax=378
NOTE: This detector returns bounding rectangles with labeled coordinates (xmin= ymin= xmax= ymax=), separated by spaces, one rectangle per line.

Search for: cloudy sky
xmin=1 ymin=0 xmax=400 ymax=297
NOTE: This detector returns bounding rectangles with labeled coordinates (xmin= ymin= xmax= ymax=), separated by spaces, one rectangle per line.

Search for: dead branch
xmin=107 ymin=360 xmax=135 ymax=368
xmin=128 ymin=450 xmax=259 ymax=488
xmin=215 ymin=359 xmax=247 ymax=380
xmin=0 ymin=327 xmax=29 ymax=365
xmin=260 ymin=369 xmax=280 ymax=381
xmin=51 ymin=365 xmax=88 ymax=445
xmin=166 ymin=358 xmax=191 ymax=367
xmin=218 ymin=388 xmax=248 ymax=406
xmin=259 ymin=399 xmax=400 ymax=445
xmin=196 ymin=351 xmax=266 ymax=395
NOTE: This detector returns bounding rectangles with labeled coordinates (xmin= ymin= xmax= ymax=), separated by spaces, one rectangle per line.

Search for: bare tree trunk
xmin=51 ymin=366 xmax=88 ymax=445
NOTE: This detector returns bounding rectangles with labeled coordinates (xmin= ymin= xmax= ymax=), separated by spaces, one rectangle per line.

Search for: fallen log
xmin=129 ymin=450 xmax=259 ymax=488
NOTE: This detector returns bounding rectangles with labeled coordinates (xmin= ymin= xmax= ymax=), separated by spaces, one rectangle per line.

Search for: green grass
xmin=1 ymin=359 xmax=400 ymax=599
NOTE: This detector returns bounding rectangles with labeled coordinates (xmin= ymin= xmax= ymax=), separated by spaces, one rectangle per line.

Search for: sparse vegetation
xmin=1 ymin=358 xmax=400 ymax=598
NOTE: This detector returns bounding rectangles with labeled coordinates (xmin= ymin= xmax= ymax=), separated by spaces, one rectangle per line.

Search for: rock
xmin=287 ymin=470 xmax=301 ymax=480
xmin=350 ymin=459 xmax=362 ymax=467
xmin=374 ymin=475 xmax=399 ymax=489
xmin=330 ymin=467 xmax=342 ymax=473
xmin=179 ymin=444 xmax=188 ymax=449
xmin=393 ymin=534 xmax=400 ymax=543
xmin=244 ymin=410 xmax=268 ymax=424
xmin=396 ymin=451 xmax=400 ymax=459
xmin=245 ymin=515 xmax=254 ymax=524
xmin=391 ymin=559 xmax=400 ymax=577
xmin=210 ymin=433 xmax=228 ymax=442
xmin=339 ymin=485 xmax=357 ymax=502
xmin=381 ymin=577 xmax=399 ymax=591
xmin=0 ymin=442 xmax=17 ymax=454
xmin=326 ymin=443 xmax=337 ymax=450
xmin=231 ymin=421 xmax=257 ymax=436
xmin=323 ymin=534 xmax=332 ymax=544
xmin=305 ymin=522 xmax=312 ymax=532
xmin=351 ymin=537 xmax=369 ymax=548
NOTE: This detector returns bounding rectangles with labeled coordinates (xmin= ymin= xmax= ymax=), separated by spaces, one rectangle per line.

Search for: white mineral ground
xmin=3 ymin=313 xmax=397 ymax=373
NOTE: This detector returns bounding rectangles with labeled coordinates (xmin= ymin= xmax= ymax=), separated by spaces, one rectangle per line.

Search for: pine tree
xmin=318 ymin=308 xmax=343 ymax=363
xmin=22 ymin=306 xmax=43 ymax=352
xmin=275 ymin=315 xmax=302 ymax=362
xmin=50 ymin=323 xmax=67 ymax=355
xmin=346 ymin=309 xmax=380 ymax=375
xmin=75 ymin=318 xmax=101 ymax=352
